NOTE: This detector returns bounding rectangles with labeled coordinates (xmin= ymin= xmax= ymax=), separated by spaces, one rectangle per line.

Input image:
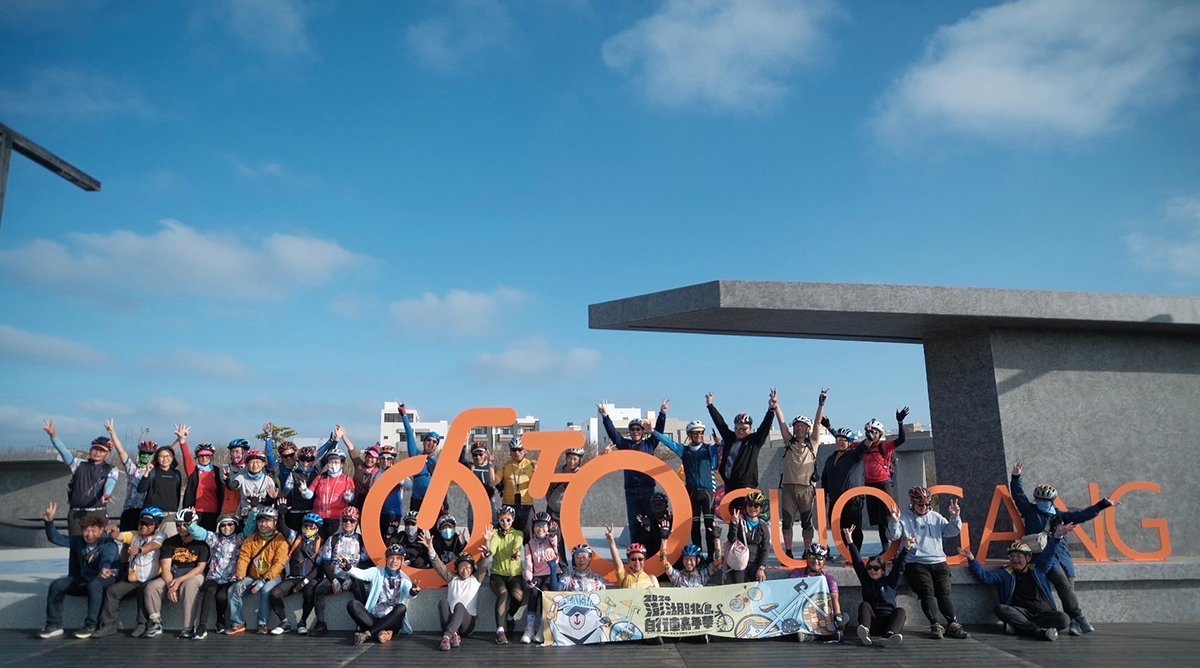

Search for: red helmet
xmin=627 ymin=543 xmax=647 ymax=558
xmin=246 ymin=449 xmax=267 ymax=461
xmin=909 ymin=486 xmax=932 ymax=505
xmin=341 ymin=506 xmax=360 ymax=521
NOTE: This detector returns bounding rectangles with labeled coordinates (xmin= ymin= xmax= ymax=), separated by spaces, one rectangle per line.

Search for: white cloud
xmin=144 ymin=349 xmax=253 ymax=381
xmin=0 ymin=219 xmax=369 ymax=301
xmin=873 ymin=0 xmax=1200 ymax=142
xmin=388 ymin=287 xmax=527 ymax=338
xmin=1125 ymin=195 xmax=1200 ymax=279
xmin=468 ymin=336 xmax=600 ymax=382
xmin=0 ymin=324 xmax=110 ymax=367
xmin=213 ymin=0 xmax=313 ymax=59
xmin=406 ymin=0 xmax=515 ymax=70
xmin=0 ymin=66 xmax=152 ymax=120
xmin=601 ymin=0 xmax=838 ymax=113
xmin=233 ymin=158 xmax=321 ymax=188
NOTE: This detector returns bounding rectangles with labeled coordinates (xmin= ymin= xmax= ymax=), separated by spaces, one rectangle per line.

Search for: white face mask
xmin=687 ymin=443 xmax=702 ymax=451
xmin=327 ymin=461 xmax=343 ymax=475
xmin=441 ymin=528 xmax=456 ymax=540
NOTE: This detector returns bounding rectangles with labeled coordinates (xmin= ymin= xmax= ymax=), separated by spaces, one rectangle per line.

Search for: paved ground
xmin=2 ymin=624 xmax=1196 ymax=668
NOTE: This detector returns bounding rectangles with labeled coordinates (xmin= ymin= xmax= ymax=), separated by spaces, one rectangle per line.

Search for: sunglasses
xmin=867 ymin=565 xmax=884 ymax=572
xmin=913 ymin=502 xmax=931 ymax=508
xmin=139 ymin=520 xmax=158 ymax=526
xmin=342 ymin=518 xmax=358 ymax=524
xmin=628 ymin=427 xmax=644 ymax=432
xmin=281 ymin=453 xmax=296 ymax=458
xmin=810 ymin=556 xmax=827 ymax=561
xmin=628 ymin=557 xmax=645 ymax=562
xmin=381 ymin=455 xmax=396 ymax=461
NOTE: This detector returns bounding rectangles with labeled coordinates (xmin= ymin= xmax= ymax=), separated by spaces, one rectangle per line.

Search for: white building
xmin=470 ymin=415 xmax=540 ymax=451
xmin=379 ymin=402 xmax=449 ymax=450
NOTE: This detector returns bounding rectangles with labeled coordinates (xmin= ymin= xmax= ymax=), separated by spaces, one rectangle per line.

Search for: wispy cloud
xmin=233 ymin=158 xmax=321 ymax=188
xmin=1125 ymin=194 xmax=1200 ymax=280
xmin=0 ymin=66 xmax=152 ymax=120
xmin=388 ymin=287 xmax=527 ymax=338
xmin=601 ymin=0 xmax=839 ymax=114
xmin=0 ymin=324 xmax=110 ymax=367
xmin=467 ymin=336 xmax=600 ymax=382
xmin=0 ymin=219 xmax=369 ymax=302
xmin=144 ymin=349 xmax=253 ymax=381
xmin=212 ymin=0 xmax=314 ymax=59
xmin=873 ymin=0 xmax=1200 ymax=143
xmin=406 ymin=0 xmax=515 ymax=70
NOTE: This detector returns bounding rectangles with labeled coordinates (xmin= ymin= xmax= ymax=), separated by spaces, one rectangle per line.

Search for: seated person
xmin=38 ymin=501 xmax=120 ymax=639
xmin=845 ymin=526 xmax=911 ymax=648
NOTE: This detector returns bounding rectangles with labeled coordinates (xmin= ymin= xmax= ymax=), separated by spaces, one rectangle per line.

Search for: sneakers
xmin=37 ymin=624 xmax=63 ymax=639
xmin=92 ymin=624 xmax=119 ymax=639
xmin=450 ymin=632 xmax=461 ymax=648
xmin=439 ymin=634 xmax=452 ymax=651
xmin=520 ymin=629 xmax=532 ymax=644
xmin=296 ymin=623 xmax=308 ymax=636
xmin=495 ymin=629 xmax=508 ymax=645
xmin=225 ymin=625 xmax=246 ymax=636
xmin=193 ymin=628 xmax=208 ymax=640
xmin=1039 ymin=627 xmax=1059 ymax=641
xmin=74 ymin=624 xmax=97 ymax=639
xmin=883 ymin=633 xmax=903 ymax=647
xmin=131 ymin=623 xmax=147 ymax=638
xmin=1005 ymin=623 xmax=1017 ymax=635
xmin=257 ymin=625 xmax=270 ymax=635
xmin=946 ymin=621 xmax=970 ymax=639
xmin=354 ymin=631 xmax=371 ymax=646
xmin=855 ymin=624 xmax=872 ymax=646
xmin=215 ymin=625 xmax=227 ymax=635
xmin=178 ymin=627 xmax=195 ymax=640
xmin=270 ymin=620 xmax=292 ymax=635
xmin=145 ymin=622 xmax=163 ymax=638
xmin=1068 ymin=621 xmax=1082 ymax=636
xmin=930 ymin=623 xmax=945 ymax=639
xmin=796 ymin=631 xmax=813 ymax=643
xmin=311 ymin=622 xmax=328 ymax=637
xmin=1075 ymin=616 xmax=1095 ymax=634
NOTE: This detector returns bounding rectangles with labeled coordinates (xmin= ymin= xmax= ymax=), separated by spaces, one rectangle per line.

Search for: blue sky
xmin=1 ymin=0 xmax=1198 ymax=450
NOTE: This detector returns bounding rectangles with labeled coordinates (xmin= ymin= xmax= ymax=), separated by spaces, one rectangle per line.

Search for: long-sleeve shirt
xmin=402 ymin=414 xmax=436 ymax=500
xmin=487 ymin=528 xmax=525 ymax=578
xmin=1010 ymin=475 xmax=1113 ymax=579
xmin=121 ymin=457 xmax=148 ymax=511
xmin=602 ymin=411 xmax=667 ymax=490
xmin=188 ymin=524 xmax=244 ymax=584
xmin=45 ymin=521 xmax=120 ymax=580
xmin=886 ymin=509 xmax=961 ymax=565
xmin=821 ymin=446 xmax=864 ymax=498
xmin=523 ymin=535 xmax=559 ymax=580
xmin=500 ymin=458 xmax=534 ymax=506
xmin=236 ymin=532 xmax=289 ymax=580
xmin=52 ymin=437 xmax=119 ymax=507
xmin=137 ymin=466 xmax=184 ymax=511
xmin=709 ymin=405 xmax=774 ymax=491
xmin=349 ymin=566 xmax=415 ymax=621
xmin=654 ymin=432 xmax=719 ymax=493
xmin=306 ymin=472 xmax=355 ymax=520
xmin=848 ymin=543 xmax=908 ymax=616
xmin=967 ymin=536 xmax=1063 ymax=609
xmin=727 ymin=518 xmax=769 ymax=575
xmin=547 ymin=560 xmax=607 ymax=592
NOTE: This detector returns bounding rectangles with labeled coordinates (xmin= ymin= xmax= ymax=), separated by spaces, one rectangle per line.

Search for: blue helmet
xmin=139 ymin=506 xmax=165 ymax=523
xmin=572 ymin=544 xmax=594 ymax=558
xmin=302 ymin=512 xmax=324 ymax=527
xmin=682 ymin=544 xmax=704 ymax=558
xmin=228 ymin=438 xmax=249 ymax=449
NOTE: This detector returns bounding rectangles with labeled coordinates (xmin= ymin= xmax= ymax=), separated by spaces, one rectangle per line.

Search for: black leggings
xmin=490 ymin=574 xmax=524 ymax=628
xmin=904 ymin=561 xmax=956 ymax=624
xmin=996 ymin=605 xmax=1070 ymax=636
xmin=828 ymin=496 xmax=864 ymax=552
xmin=311 ymin=578 xmax=365 ymax=623
xmin=439 ymin=601 xmax=477 ymax=636
xmin=857 ymin=601 xmax=906 ymax=636
xmin=347 ymin=600 xmax=407 ymax=634
xmin=525 ymin=576 xmax=550 ymax=615
xmin=1047 ymin=565 xmax=1082 ymax=618
xmin=197 ymin=580 xmax=233 ymax=630
xmin=268 ymin=577 xmax=305 ymax=622
xmin=690 ymin=489 xmax=717 ymax=557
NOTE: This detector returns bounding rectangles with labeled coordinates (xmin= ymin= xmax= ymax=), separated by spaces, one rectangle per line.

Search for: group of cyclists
xmin=35 ymin=389 xmax=1119 ymax=647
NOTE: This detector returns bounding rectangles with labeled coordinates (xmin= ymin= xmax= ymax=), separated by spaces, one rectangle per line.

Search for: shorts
xmin=780 ymin=484 xmax=815 ymax=530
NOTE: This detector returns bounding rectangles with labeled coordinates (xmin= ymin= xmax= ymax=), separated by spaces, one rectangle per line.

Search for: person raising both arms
xmin=861 ymin=407 xmax=910 ymax=552
xmin=599 ymin=400 xmax=668 ymax=545
xmin=707 ymin=391 xmax=775 ymax=514
xmin=773 ymin=388 xmax=829 ymax=559
xmin=44 ymin=419 xmax=120 ymax=536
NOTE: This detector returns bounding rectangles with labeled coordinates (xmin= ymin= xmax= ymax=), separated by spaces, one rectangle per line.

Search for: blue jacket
xmin=653 ymin=432 xmax=718 ymax=493
xmin=848 ymin=543 xmax=908 ymax=616
xmin=967 ymin=536 xmax=1063 ymax=607
xmin=602 ymin=411 xmax=667 ymax=490
xmin=45 ymin=521 xmax=120 ymax=581
xmin=402 ymin=414 xmax=436 ymax=500
xmin=1010 ymin=475 xmax=1112 ymax=579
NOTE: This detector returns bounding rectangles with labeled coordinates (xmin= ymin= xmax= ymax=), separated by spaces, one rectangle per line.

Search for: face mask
xmin=441 ymin=528 xmax=456 ymax=540
xmin=302 ymin=528 xmax=318 ymax=539
xmin=405 ymin=526 xmax=417 ymax=537
xmin=327 ymin=462 xmax=343 ymax=475
xmin=1037 ymin=500 xmax=1057 ymax=514
xmin=745 ymin=518 xmax=761 ymax=529
xmin=687 ymin=443 xmax=701 ymax=451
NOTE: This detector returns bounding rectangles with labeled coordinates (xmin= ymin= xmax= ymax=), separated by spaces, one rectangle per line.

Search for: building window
xmin=384 ymin=413 xmax=402 ymax=423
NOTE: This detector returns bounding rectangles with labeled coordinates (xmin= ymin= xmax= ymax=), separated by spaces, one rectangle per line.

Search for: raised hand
xmin=842 ymin=525 xmax=854 ymax=542
xmin=175 ymin=423 xmax=189 ymax=440
xmin=1053 ymin=522 xmax=1076 ymax=539
xmin=1011 ymin=460 xmax=1024 ymax=477
xmin=397 ymin=403 xmax=406 ymax=417
xmin=334 ymin=425 xmax=347 ymax=441
xmin=660 ymin=399 xmax=670 ymax=413
xmin=596 ymin=403 xmax=608 ymax=416
xmin=768 ymin=388 xmax=778 ymax=409
xmin=705 ymin=392 xmax=714 ymax=406
xmin=43 ymin=501 xmax=57 ymax=523
xmin=819 ymin=387 xmax=829 ymax=404
xmin=906 ymin=536 xmax=917 ymax=551
xmin=43 ymin=419 xmax=56 ymax=439
xmin=105 ymin=419 xmax=116 ymax=434
xmin=483 ymin=525 xmax=494 ymax=543
xmin=896 ymin=406 xmax=910 ymax=423
xmin=947 ymin=499 xmax=961 ymax=517
xmin=603 ymin=523 xmax=614 ymax=540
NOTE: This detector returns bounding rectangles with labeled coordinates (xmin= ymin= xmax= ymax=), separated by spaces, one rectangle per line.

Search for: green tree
xmin=257 ymin=422 xmax=298 ymax=444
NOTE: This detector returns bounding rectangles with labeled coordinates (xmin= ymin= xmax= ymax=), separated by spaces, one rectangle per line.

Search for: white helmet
xmin=864 ymin=419 xmax=885 ymax=435
xmin=792 ymin=415 xmax=813 ymax=427
xmin=685 ymin=420 xmax=707 ymax=433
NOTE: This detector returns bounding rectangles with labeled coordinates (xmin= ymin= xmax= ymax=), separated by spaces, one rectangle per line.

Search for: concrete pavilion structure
xmin=590 ymin=281 xmax=1200 ymax=565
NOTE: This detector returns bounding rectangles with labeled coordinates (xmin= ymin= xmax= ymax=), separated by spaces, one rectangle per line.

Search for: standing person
xmin=463 ymin=444 xmax=497 ymax=534
xmin=599 ymin=401 xmax=668 ymax=546
xmin=280 ymin=445 xmax=320 ymax=534
xmin=707 ymin=391 xmax=775 ymax=514
xmin=725 ymin=491 xmax=770 ymax=584
xmin=773 ymin=388 xmax=829 ymax=558
xmin=887 ymin=486 xmax=968 ymax=640
xmin=188 ymin=513 xmax=243 ymax=638
xmin=105 ymin=420 xmax=153 ymax=531
xmin=307 ymin=507 xmax=370 ymax=637
xmin=38 ymin=501 xmax=120 ymax=639
xmin=787 ymin=543 xmax=849 ymax=642
xmin=306 ymin=451 xmax=355 ymax=537
xmin=143 ymin=508 xmax=209 ymax=638
xmin=137 ymin=442 xmax=185 ymax=538
xmin=95 ymin=506 xmax=166 ymax=638
xmin=862 ymin=407 xmax=910 ymax=551
xmin=499 ymin=438 xmax=535 ymax=538
xmin=845 ymin=525 xmax=912 ymax=647
xmin=960 ymin=523 xmax=1077 ymax=641
xmin=374 ymin=444 xmax=410 ymax=530
xmin=604 ymin=524 xmax=658 ymax=589
xmin=398 ymin=403 xmax=442 ymax=512
xmin=545 ymin=446 xmax=584 ymax=565
xmin=653 ymin=420 xmax=720 ymax=559
xmin=45 ymin=419 xmax=120 ymax=536
xmin=227 ymin=506 xmax=289 ymax=635
xmin=520 ymin=512 xmax=558 ymax=644
xmin=178 ymin=425 xmax=223 ymax=531
xmin=338 ymin=427 xmax=379 ymax=511
xmin=821 ymin=428 xmax=866 ymax=552
xmin=1009 ymin=460 xmax=1117 ymax=635
xmin=229 ymin=449 xmax=277 ymax=519
xmin=421 ymin=528 xmax=493 ymax=651
xmin=346 ymin=544 xmax=420 ymax=646
xmin=487 ymin=505 xmax=525 ymax=645
xmin=267 ymin=513 xmax=324 ymax=634
xmin=219 ymin=438 xmax=251 ymax=517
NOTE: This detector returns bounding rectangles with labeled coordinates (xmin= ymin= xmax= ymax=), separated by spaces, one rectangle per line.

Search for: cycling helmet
xmin=194 ymin=443 xmax=215 ymax=456
xmin=217 ymin=514 xmax=240 ymax=529
xmin=791 ymin=415 xmax=813 ymax=427
xmin=682 ymin=544 xmax=704 ymax=558
xmin=650 ymin=491 xmax=669 ymax=510
xmin=685 ymin=420 xmax=707 ymax=434
xmin=909 ymin=486 xmax=932 ymax=505
xmin=297 ymin=445 xmax=315 ymax=461
xmin=627 ymin=543 xmax=647 ymax=557
xmin=734 ymin=413 xmax=753 ymax=426
xmin=341 ymin=507 xmax=361 ymax=521
xmin=1008 ymin=541 xmax=1033 ymax=556
xmin=471 ymin=444 xmax=488 ymax=455
xmin=864 ymin=419 xmax=885 ymax=435
xmin=455 ymin=553 xmax=475 ymax=569
xmin=508 ymin=437 xmax=524 ymax=450
xmin=245 ymin=449 xmax=267 ymax=461
xmin=833 ymin=427 xmax=854 ymax=440
xmin=277 ymin=440 xmax=297 ymax=455
xmin=176 ymin=507 xmax=198 ymax=526
xmin=572 ymin=544 xmax=594 ymax=558
xmin=627 ymin=418 xmax=646 ymax=430
xmin=497 ymin=505 xmax=516 ymax=519
xmin=138 ymin=439 xmax=158 ymax=453
xmin=1033 ymin=484 xmax=1058 ymax=501
xmin=302 ymin=512 xmax=324 ymax=527
xmin=324 ymin=451 xmax=346 ymax=463
xmin=256 ymin=506 xmax=279 ymax=520
xmin=745 ymin=490 xmax=768 ymax=507
xmin=532 ymin=511 xmax=552 ymax=526
xmin=228 ymin=438 xmax=249 ymax=449
xmin=565 ymin=447 xmax=585 ymax=458
xmin=379 ymin=444 xmax=397 ymax=456
xmin=90 ymin=436 xmax=112 ymax=451
xmin=139 ymin=506 xmax=165 ymax=523
xmin=403 ymin=510 xmax=420 ymax=525
xmin=437 ymin=514 xmax=457 ymax=529
xmin=424 ymin=431 xmax=443 ymax=443
xmin=365 ymin=445 xmax=382 ymax=458
xmin=386 ymin=544 xmax=407 ymax=557
xmin=804 ymin=543 xmax=830 ymax=559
